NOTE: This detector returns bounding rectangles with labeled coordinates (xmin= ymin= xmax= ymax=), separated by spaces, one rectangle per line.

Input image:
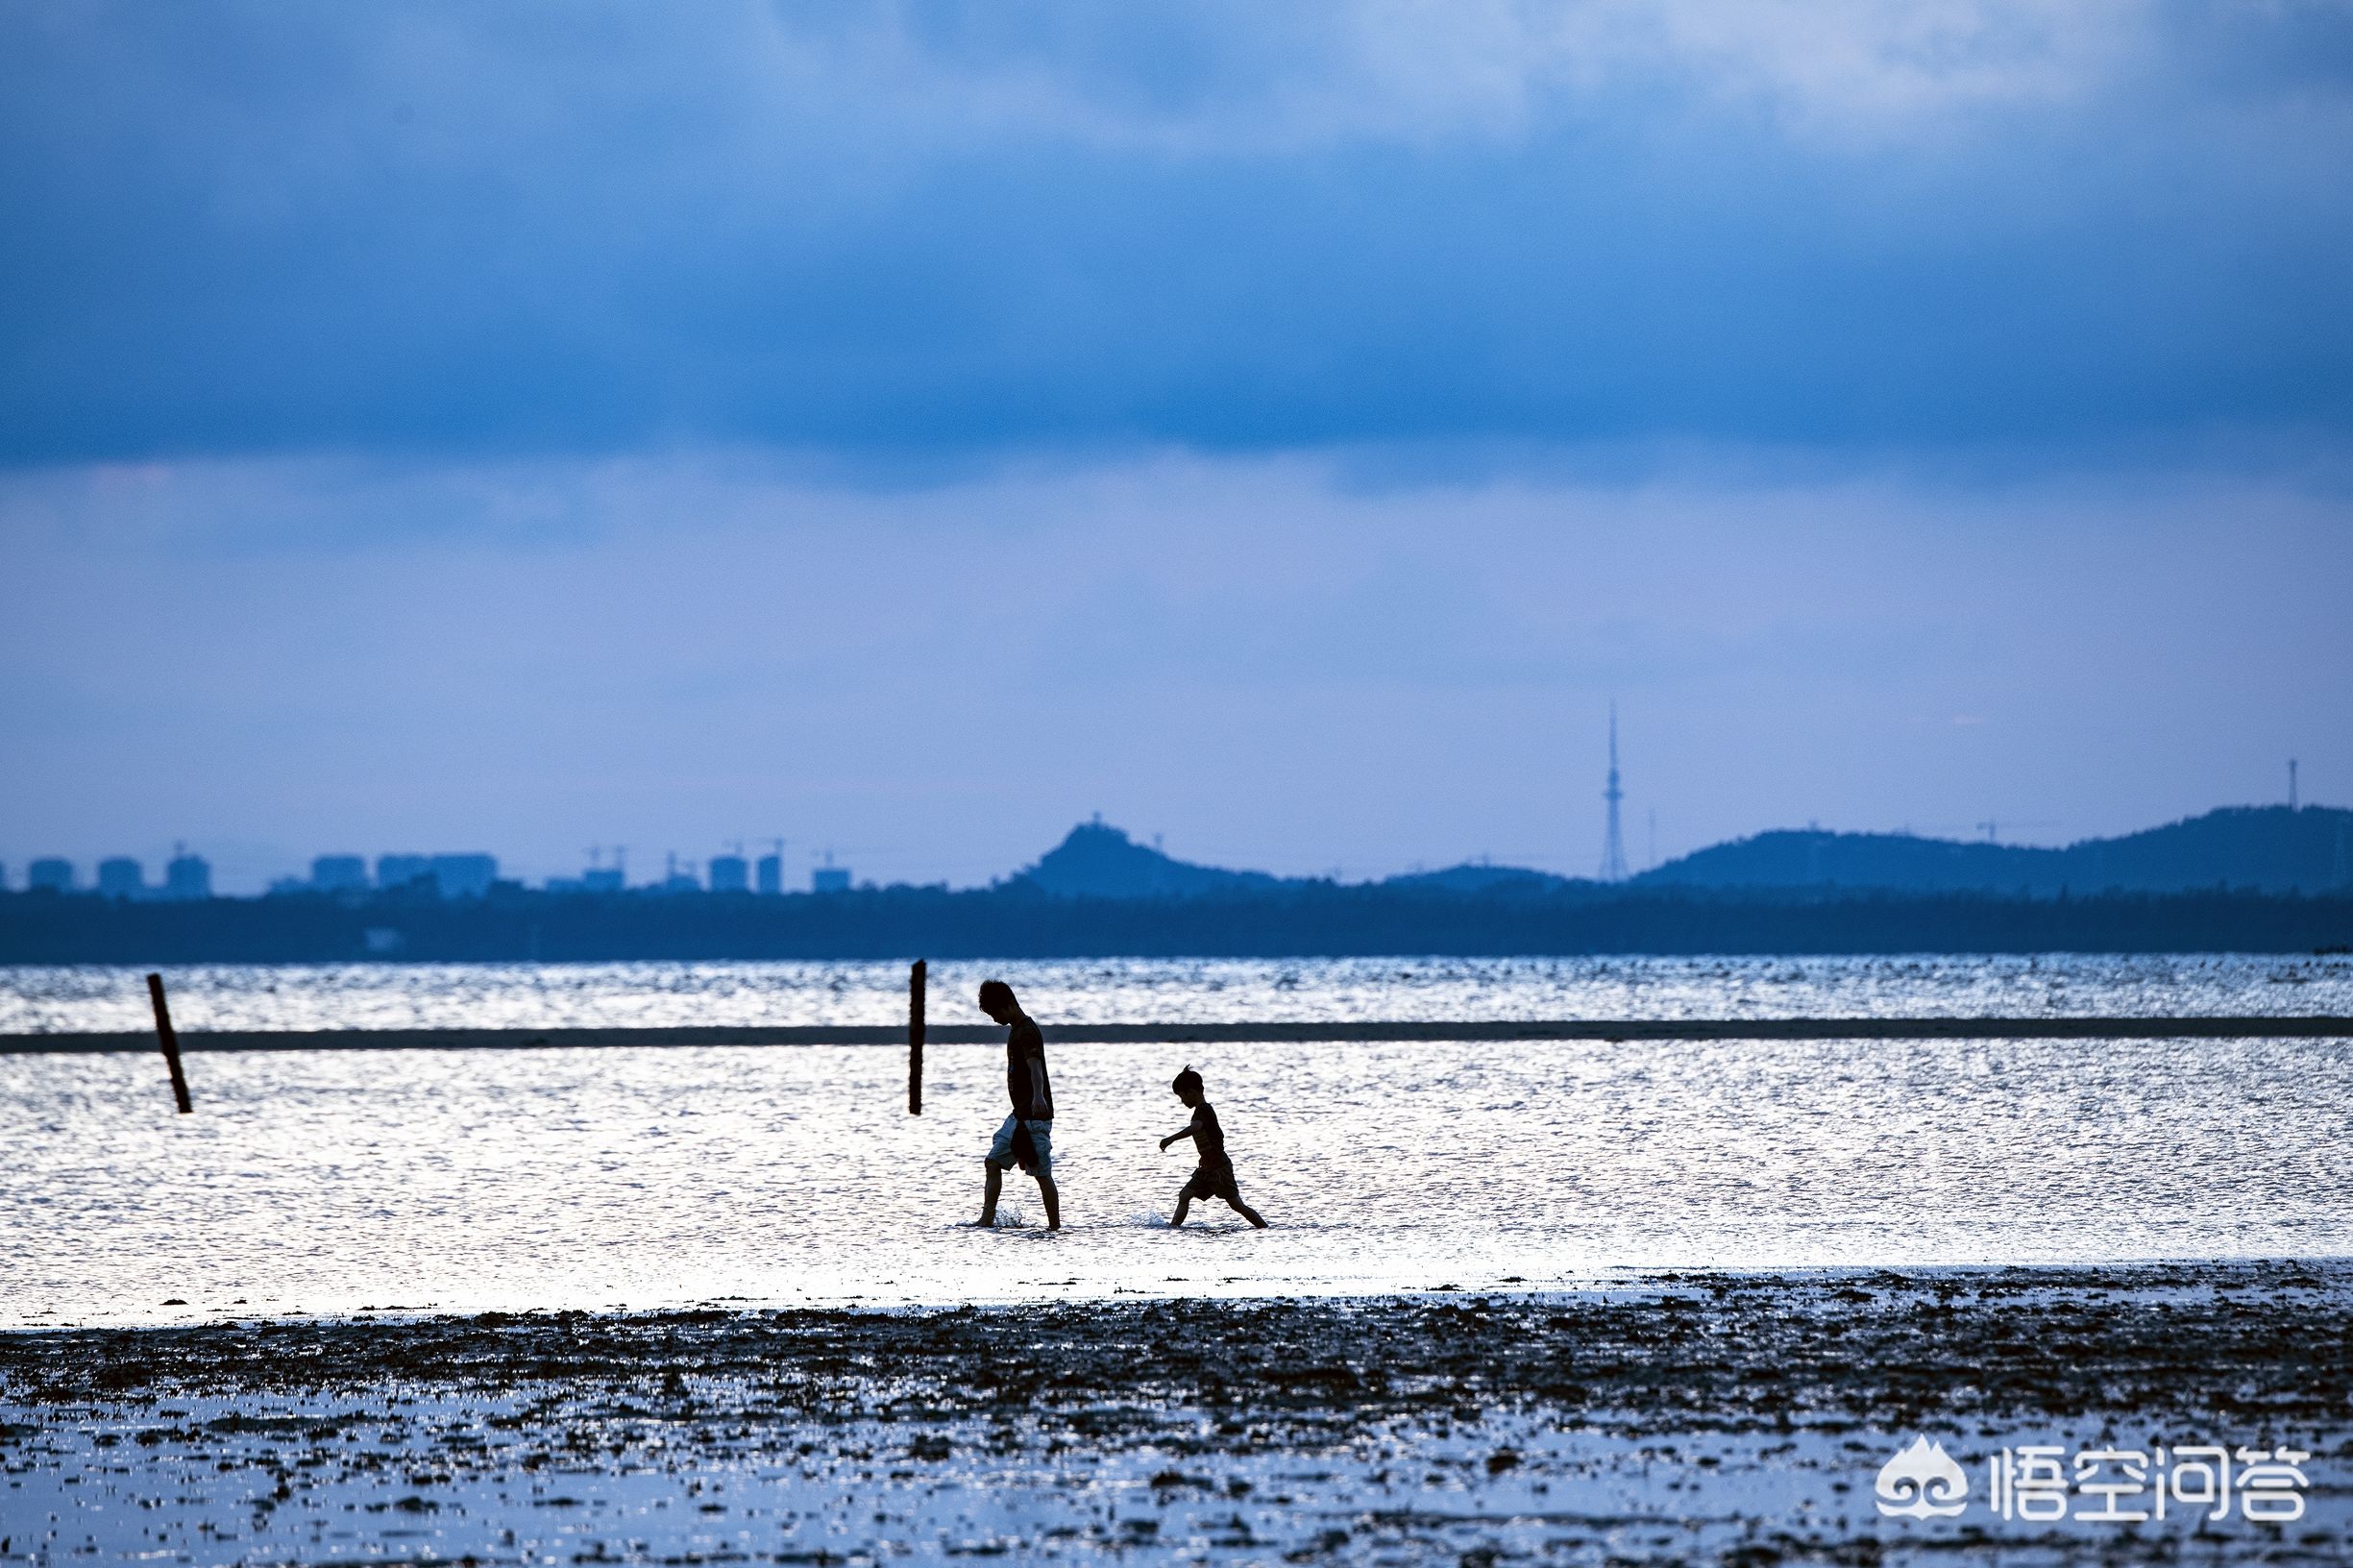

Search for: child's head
xmin=1170 ymin=1066 xmax=1204 ymax=1106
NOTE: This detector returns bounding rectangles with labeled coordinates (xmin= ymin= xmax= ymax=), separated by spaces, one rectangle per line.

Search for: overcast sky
xmin=4 ymin=2 xmax=2349 ymax=891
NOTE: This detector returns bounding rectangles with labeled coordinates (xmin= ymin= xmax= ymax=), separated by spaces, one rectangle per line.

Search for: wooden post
xmin=908 ymin=959 xmax=925 ymax=1115
xmin=146 ymin=971 xmax=192 ymax=1114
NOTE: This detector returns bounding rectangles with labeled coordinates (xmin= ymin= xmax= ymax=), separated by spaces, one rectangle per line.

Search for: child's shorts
xmin=1182 ymin=1160 xmax=1243 ymax=1206
xmin=988 ymin=1115 xmax=1053 ymax=1176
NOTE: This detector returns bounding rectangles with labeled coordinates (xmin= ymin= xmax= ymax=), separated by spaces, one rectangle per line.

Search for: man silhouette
xmin=977 ymin=979 xmax=1061 ymax=1230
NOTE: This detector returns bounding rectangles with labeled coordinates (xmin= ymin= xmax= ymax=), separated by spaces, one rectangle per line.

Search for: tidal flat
xmin=4 ymin=1262 xmax=2347 ymax=1566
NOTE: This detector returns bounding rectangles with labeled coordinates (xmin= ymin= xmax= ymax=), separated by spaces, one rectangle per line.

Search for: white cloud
xmin=224 ymin=2 xmax=2164 ymax=169
xmin=730 ymin=0 xmax=2164 ymax=155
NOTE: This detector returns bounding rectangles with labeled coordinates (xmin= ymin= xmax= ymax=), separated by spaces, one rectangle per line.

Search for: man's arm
xmin=1025 ymin=1056 xmax=1050 ymax=1119
xmin=1159 ymin=1125 xmax=1197 ymax=1152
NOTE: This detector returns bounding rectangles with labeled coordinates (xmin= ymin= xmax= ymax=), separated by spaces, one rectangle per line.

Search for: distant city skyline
xmin=8 ymin=779 xmax=2338 ymax=898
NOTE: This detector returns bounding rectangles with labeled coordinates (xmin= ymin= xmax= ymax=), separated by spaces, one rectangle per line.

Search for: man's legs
xmin=979 ymin=1159 xmax=1005 ymax=1226
xmin=978 ymin=1114 xmax=1019 ymax=1226
xmin=980 ymin=1162 xmax=1058 ymax=1229
xmin=982 ymin=1115 xmax=1058 ymax=1229
xmin=1024 ymin=1119 xmax=1061 ymax=1230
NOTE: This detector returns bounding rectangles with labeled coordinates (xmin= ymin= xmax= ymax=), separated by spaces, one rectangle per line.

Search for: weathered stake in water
xmin=144 ymin=972 xmax=192 ymax=1114
xmin=908 ymin=958 xmax=925 ymax=1115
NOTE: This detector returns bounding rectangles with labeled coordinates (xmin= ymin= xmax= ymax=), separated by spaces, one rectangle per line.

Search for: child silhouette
xmin=1159 ymin=1066 xmax=1267 ymax=1228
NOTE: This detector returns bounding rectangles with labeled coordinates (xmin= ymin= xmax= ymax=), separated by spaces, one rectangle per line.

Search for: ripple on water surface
xmin=4 ymin=959 xmax=2349 ymax=1325
xmin=3 ymin=953 xmax=2350 ymax=1033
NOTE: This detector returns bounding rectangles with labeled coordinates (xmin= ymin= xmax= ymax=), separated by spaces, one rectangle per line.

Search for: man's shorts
xmin=1182 ymin=1160 xmax=1243 ymax=1206
xmin=988 ymin=1115 xmax=1053 ymax=1176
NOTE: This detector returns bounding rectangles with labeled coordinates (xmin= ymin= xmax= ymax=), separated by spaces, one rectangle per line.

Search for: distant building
xmin=756 ymin=852 xmax=783 ymax=895
xmin=708 ymin=854 xmax=749 ymax=894
xmin=551 ymin=849 xmax=627 ymax=894
xmin=373 ymin=853 xmax=496 ymax=897
xmin=164 ymin=851 xmax=211 ymax=900
xmin=97 ymin=857 xmax=145 ymax=898
xmin=378 ymin=854 xmax=432 ymax=892
xmin=812 ymin=864 xmax=851 ymax=894
xmin=429 ymin=854 xmax=498 ymax=898
xmin=312 ymin=855 xmax=369 ymax=893
xmin=28 ymin=858 xmax=74 ymax=893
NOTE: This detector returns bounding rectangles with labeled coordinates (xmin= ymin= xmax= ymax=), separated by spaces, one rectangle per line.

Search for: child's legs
xmin=1172 ymin=1166 xmax=1210 ymax=1225
xmin=1216 ymin=1168 xmax=1266 ymax=1228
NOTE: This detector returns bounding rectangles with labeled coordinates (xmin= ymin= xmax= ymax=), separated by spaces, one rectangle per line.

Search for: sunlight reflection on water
xmin=3 ymin=957 xmax=2348 ymax=1325
xmin=5 ymin=953 xmax=2350 ymax=1032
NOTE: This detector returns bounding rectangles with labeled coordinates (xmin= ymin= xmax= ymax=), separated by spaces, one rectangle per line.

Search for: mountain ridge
xmin=1014 ymin=805 xmax=2353 ymax=900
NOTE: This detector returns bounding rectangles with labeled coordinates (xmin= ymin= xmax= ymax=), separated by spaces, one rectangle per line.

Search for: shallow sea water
xmin=3 ymin=956 xmax=2349 ymax=1325
xmin=7 ymin=952 xmax=2352 ymax=1033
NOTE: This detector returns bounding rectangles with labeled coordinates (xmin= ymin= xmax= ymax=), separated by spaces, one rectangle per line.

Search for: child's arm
xmin=1158 ymin=1125 xmax=1196 ymax=1152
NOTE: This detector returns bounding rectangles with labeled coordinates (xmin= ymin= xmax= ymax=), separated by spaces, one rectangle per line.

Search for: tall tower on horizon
xmin=1600 ymin=702 xmax=1629 ymax=882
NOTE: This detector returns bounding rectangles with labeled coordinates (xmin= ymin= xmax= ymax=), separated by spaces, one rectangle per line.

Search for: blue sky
xmin=4 ymin=2 xmax=2349 ymax=890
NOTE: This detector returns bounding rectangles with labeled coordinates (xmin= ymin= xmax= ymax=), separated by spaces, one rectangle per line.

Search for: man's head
xmin=978 ymin=979 xmax=1019 ymax=1023
xmin=1171 ymin=1066 xmax=1204 ymax=1107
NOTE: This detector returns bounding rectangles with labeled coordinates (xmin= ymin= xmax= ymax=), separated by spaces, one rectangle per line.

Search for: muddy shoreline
xmin=8 ymin=1262 xmax=2350 ymax=1430
xmin=6 ymin=1262 xmax=2348 ymax=1565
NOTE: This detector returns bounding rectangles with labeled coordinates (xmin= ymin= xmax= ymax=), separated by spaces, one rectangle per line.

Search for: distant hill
xmin=1380 ymin=863 xmax=1579 ymax=896
xmin=1636 ymin=806 xmax=2353 ymax=895
xmin=1016 ymin=806 xmax=2352 ymax=901
xmin=1014 ymin=821 xmax=1287 ymax=899
xmin=1018 ymin=821 xmax=1585 ymax=900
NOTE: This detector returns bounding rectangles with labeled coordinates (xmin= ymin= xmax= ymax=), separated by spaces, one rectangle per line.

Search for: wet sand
xmin=4 ymin=1262 xmax=2347 ymax=1565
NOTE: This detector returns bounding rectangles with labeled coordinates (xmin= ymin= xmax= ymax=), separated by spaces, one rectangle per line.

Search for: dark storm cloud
xmin=3 ymin=1 xmax=2351 ymax=464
